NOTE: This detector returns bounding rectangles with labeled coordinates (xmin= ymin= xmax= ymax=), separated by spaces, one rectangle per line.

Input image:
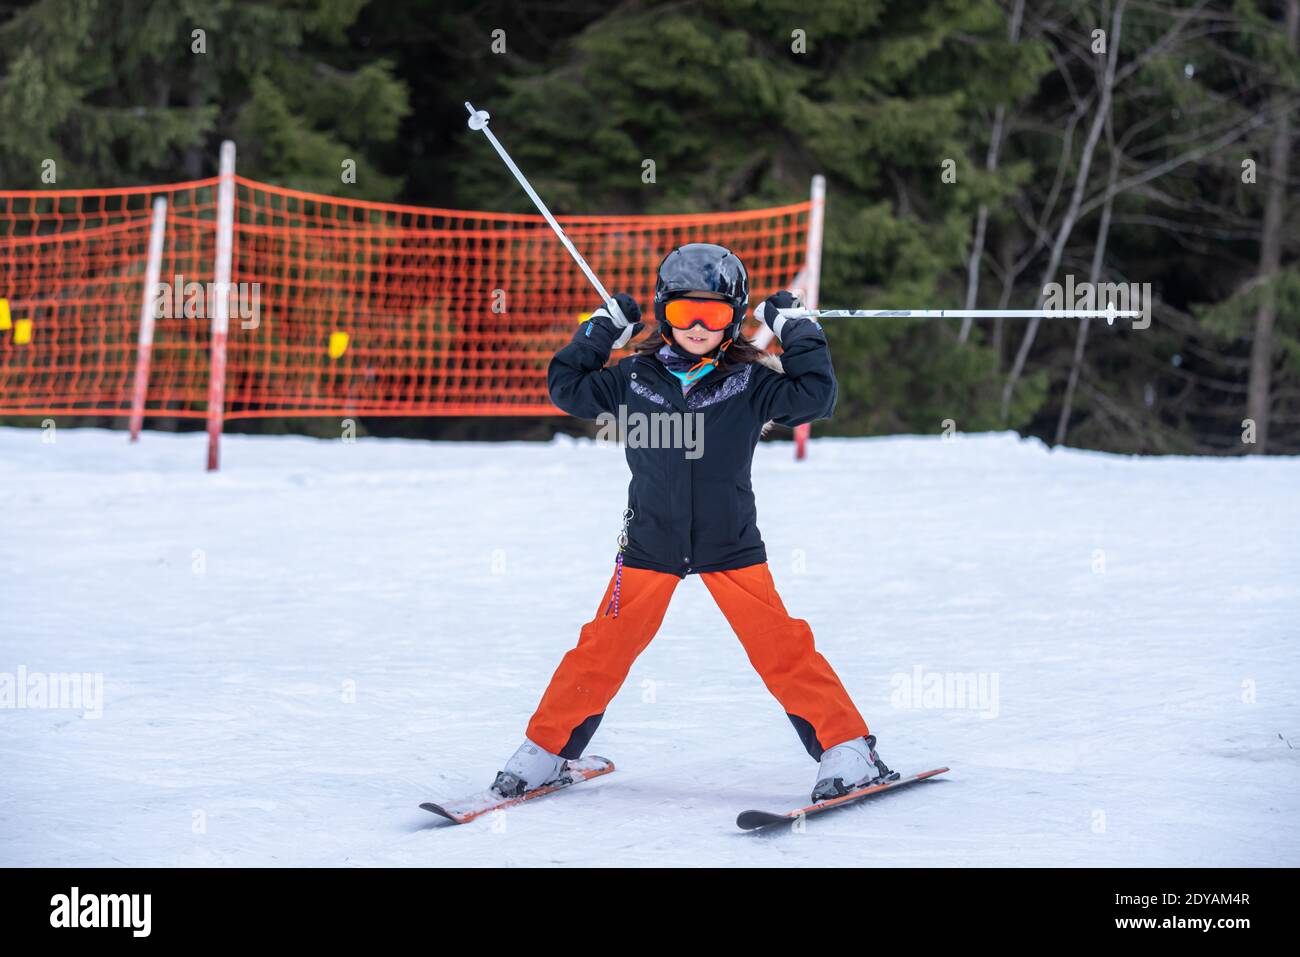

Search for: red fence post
xmin=206 ymin=141 xmax=236 ymax=471
xmin=794 ymin=174 xmax=826 ymax=461
xmin=128 ymin=197 xmax=168 ymax=443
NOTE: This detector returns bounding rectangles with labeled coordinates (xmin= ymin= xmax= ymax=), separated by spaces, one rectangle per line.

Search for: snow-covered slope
xmin=1 ymin=426 xmax=1296 ymax=866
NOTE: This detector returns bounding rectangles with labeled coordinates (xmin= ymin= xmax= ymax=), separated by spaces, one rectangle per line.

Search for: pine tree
xmin=0 ymin=0 xmax=410 ymax=196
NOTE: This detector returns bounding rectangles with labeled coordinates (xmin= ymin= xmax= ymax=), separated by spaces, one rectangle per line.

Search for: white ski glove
xmin=591 ymin=293 xmax=643 ymax=349
xmin=754 ymin=290 xmax=809 ymax=341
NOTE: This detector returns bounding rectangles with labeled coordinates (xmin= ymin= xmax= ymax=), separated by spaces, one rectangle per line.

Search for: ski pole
xmin=777 ymin=307 xmax=1140 ymax=325
xmin=465 ymin=102 xmax=630 ymax=326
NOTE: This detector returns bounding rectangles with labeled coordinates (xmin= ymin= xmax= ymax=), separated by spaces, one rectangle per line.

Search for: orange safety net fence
xmin=0 ymin=176 xmax=812 ymax=419
xmin=0 ymin=181 xmax=217 ymax=417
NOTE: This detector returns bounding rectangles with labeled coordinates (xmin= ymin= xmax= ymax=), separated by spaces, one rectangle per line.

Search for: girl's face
xmin=670 ymin=291 xmax=728 ymax=355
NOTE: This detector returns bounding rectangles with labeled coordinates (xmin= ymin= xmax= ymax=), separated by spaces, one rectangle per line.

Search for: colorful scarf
xmin=656 ymin=343 xmax=718 ymax=394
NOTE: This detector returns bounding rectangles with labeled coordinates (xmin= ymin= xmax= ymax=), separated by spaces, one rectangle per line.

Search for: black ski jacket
xmin=548 ymin=314 xmax=837 ymax=576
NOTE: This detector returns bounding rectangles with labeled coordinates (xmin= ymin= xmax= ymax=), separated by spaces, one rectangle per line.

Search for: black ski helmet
xmin=653 ymin=242 xmax=749 ymax=354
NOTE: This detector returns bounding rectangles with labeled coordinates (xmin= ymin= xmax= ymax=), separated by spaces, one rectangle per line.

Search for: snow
xmin=1 ymin=425 xmax=1297 ymax=866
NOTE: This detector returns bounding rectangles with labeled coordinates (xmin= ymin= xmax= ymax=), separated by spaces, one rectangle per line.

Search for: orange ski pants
xmin=526 ymin=562 xmax=869 ymax=761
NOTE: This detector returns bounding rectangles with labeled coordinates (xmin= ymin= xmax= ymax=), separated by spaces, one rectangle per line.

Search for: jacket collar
xmin=632 ymin=353 xmax=749 ymax=411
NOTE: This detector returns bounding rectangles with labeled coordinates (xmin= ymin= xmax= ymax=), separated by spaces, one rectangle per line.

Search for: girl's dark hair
xmin=630 ymin=325 xmax=767 ymax=373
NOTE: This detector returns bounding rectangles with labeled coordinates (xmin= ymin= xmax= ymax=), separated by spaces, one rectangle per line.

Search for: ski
xmin=420 ymin=755 xmax=615 ymax=824
xmin=736 ymin=767 xmax=949 ymax=831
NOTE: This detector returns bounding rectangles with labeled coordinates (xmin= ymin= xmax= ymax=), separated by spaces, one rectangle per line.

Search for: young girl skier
xmin=493 ymin=242 xmax=891 ymax=803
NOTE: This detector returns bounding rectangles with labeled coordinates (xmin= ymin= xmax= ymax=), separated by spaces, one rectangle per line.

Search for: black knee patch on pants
xmin=559 ymin=713 xmax=604 ymax=760
xmin=786 ymin=713 xmax=824 ymax=760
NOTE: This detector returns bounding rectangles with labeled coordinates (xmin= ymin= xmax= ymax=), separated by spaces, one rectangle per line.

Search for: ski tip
xmin=736 ymin=810 xmax=788 ymax=830
xmin=419 ymin=802 xmax=463 ymax=824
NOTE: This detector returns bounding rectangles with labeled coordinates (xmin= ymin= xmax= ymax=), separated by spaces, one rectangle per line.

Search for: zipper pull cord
xmin=604 ymin=507 xmax=634 ymax=619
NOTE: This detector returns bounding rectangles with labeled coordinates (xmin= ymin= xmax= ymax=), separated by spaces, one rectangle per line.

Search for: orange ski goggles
xmin=663 ymin=298 xmax=736 ymax=332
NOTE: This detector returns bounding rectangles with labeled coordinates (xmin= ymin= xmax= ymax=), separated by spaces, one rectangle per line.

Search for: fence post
xmin=206 ymin=141 xmax=236 ymax=471
xmin=794 ymin=174 xmax=826 ymax=461
xmin=128 ymin=197 xmax=168 ymax=443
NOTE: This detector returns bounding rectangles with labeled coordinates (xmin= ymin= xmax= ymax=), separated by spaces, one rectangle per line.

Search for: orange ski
xmin=421 ymin=756 xmax=615 ymax=824
xmin=737 ymin=767 xmax=950 ymax=830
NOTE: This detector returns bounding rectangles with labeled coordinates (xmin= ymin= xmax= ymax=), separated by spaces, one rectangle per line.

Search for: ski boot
xmin=492 ymin=739 xmax=567 ymax=798
xmin=811 ymin=734 xmax=898 ymax=803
